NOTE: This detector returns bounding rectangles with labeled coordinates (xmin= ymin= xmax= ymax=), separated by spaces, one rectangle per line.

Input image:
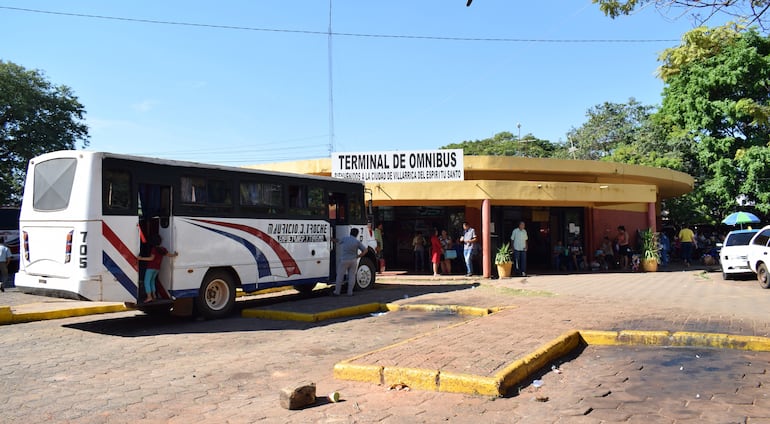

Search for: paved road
xmin=3 ymin=267 xmax=770 ymax=423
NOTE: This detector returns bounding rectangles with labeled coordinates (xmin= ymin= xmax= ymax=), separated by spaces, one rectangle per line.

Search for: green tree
xmin=442 ymin=131 xmax=557 ymax=157
xmin=0 ymin=61 xmax=89 ymax=205
xmin=560 ymin=99 xmax=667 ymax=161
xmin=657 ymin=27 xmax=770 ymax=219
xmin=593 ymin=0 xmax=770 ymax=31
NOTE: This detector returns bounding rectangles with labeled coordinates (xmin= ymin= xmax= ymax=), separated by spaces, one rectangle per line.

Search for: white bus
xmin=15 ymin=151 xmax=378 ymax=318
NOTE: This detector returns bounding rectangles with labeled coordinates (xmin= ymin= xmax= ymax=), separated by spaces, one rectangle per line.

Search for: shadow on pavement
xmin=63 ymin=281 xmax=479 ymax=337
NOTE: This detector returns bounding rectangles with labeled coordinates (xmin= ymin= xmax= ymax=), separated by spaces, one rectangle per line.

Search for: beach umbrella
xmin=722 ymin=211 xmax=761 ymax=229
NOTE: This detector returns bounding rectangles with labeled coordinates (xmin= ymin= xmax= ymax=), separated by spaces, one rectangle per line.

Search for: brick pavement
xmin=5 ymin=266 xmax=770 ymax=421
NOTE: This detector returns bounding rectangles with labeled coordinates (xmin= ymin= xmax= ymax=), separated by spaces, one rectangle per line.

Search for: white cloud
xmin=132 ymin=100 xmax=159 ymax=113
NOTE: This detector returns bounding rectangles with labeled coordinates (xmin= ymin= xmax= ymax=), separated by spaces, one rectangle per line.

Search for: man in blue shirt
xmin=460 ymin=222 xmax=477 ymax=277
xmin=332 ymin=228 xmax=368 ymax=296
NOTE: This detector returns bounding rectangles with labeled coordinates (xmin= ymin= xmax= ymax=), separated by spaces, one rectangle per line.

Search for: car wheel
xmin=722 ymin=271 xmax=731 ymax=281
xmin=758 ymin=263 xmax=770 ymax=289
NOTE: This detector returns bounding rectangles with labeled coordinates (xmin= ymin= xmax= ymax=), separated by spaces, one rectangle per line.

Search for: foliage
xmin=593 ymin=0 xmax=770 ymax=32
xmin=494 ymin=242 xmax=513 ymax=264
xmin=0 ymin=61 xmax=89 ymax=205
xmin=558 ymin=98 xmax=673 ymax=163
xmin=640 ymin=228 xmax=660 ymax=263
xmin=443 ymin=131 xmax=557 ymax=158
xmin=656 ymin=27 xmax=770 ymax=219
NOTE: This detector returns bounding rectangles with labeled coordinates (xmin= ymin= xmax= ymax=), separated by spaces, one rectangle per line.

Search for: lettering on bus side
xmin=80 ymin=232 xmax=87 ymax=268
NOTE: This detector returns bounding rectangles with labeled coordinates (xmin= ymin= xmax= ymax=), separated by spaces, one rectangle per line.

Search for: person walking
xmin=332 ymin=228 xmax=368 ymax=296
xmin=510 ymin=221 xmax=528 ymax=276
xmin=678 ymin=224 xmax=696 ymax=267
xmin=460 ymin=221 xmax=477 ymax=276
xmin=0 ymin=237 xmax=10 ymax=292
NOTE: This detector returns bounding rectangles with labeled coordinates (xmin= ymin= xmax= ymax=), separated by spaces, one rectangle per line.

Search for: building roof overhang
xmin=247 ymin=155 xmax=694 ymax=204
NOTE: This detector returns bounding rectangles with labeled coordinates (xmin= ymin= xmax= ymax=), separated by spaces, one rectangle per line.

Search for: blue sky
xmin=1 ymin=1 xmax=713 ymax=165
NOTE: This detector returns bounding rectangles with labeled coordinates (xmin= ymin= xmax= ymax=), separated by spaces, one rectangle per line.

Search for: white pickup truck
xmin=746 ymin=225 xmax=770 ymax=288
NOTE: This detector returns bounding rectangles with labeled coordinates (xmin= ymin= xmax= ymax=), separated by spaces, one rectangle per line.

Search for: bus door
xmin=138 ymin=184 xmax=173 ymax=300
xmin=328 ymin=192 xmax=348 ymax=281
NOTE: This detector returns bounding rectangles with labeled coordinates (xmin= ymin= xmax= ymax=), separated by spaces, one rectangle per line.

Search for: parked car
xmin=720 ymin=229 xmax=759 ymax=279
xmin=746 ymin=225 xmax=770 ymax=288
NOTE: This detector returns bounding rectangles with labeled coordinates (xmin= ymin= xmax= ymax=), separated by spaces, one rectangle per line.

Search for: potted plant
xmin=640 ymin=228 xmax=660 ymax=272
xmin=495 ymin=242 xmax=513 ymax=278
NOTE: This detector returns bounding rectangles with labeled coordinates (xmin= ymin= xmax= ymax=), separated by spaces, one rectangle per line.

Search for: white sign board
xmin=332 ymin=149 xmax=464 ymax=183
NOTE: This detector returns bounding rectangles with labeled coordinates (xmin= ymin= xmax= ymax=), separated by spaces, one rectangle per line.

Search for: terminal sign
xmin=332 ymin=149 xmax=464 ymax=183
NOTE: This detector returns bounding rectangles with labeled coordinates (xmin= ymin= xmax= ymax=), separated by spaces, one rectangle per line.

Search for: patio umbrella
xmin=722 ymin=211 xmax=761 ymax=229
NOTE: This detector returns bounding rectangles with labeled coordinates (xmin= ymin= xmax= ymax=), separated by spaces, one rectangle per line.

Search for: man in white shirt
xmin=510 ymin=221 xmax=529 ymax=277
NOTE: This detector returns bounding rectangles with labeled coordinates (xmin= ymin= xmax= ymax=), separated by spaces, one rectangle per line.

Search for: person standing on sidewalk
xmin=332 ymin=228 xmax=368 ymax=296
xmin=412 ymin=231 xmax=426 ymax=273
xmin=374 ymin=222 xmax=384 ymax=273
xmin=460 ymin=222 xmax=477 ymax=276
xmin=510 ymin=221 xmax=529 ymax=277
xmin=430 ymin=228 xmax=443 ymax=276
xmin=0 ymin=237 xmax=10 ymax=292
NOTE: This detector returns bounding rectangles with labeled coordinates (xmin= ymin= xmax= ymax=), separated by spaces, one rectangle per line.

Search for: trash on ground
xmin=389 ymin=383 xmax=411 ymax=391
xmin=532 ymin=379 xmax=544 ymax=388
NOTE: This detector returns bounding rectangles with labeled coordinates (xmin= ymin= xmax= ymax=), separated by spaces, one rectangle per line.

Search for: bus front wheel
xmin=355 ymin=257 xmax=376 ymax=291
xmin=196 ymin=270 xmax=236 ymax=319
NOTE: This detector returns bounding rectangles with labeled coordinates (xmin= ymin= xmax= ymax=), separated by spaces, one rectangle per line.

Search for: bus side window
xmin=239 ymin=181 xmax=284 ymax=214
xmin=103 ymin=169 xmax=131 ymax=212
xmin=181 ymin=177 xmax=207 ymax=204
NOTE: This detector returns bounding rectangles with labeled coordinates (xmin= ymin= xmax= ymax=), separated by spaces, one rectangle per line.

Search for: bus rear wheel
xmin=196 ymin=270 xmax=236 ymax=319
xmin=354 ymin=257 xmax=376 ymax=291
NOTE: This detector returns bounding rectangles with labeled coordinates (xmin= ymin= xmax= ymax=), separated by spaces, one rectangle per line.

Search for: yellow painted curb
xmin=333 ymin=362 xmax=383 ymax=383
xmin=384 ymin=367 xmax=439 ymax=392
xmin=670 ymin=331 xmax=770 ymax=351
xmin=241 ymin=309 xmax=317 ymax=322
xmin=0 ymin=306 xmax=12 ymax=325
xmin=578 ymin=329 xmax=622 ymax=345
xmin=439 ymin=371 xmax=500 ymax=396
xmin=242 ymin=302 xmax=507 ymax=322
xmin=382 ymin=303 xmax=494 ymax=317
xmin=496 ymin=330 xmax=582 ymax=394
xmin=9 ymin=304 xmax=129 ymax=324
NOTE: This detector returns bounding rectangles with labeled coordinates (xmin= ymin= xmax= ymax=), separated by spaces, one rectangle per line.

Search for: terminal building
xmin=251 ymin=151 xmax=694 ymax=278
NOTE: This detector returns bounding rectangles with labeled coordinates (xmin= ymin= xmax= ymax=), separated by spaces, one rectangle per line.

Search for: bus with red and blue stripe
xmin=15 ymin=151 xmax=377 ymax=318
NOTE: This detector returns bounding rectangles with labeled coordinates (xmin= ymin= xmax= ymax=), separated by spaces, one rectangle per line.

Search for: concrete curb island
xmin=334 ymin=328 xmax=770 ymax=397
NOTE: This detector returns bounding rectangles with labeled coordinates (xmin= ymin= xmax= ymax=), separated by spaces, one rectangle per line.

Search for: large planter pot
xmin=497 ymin=262 xmax=513 ymax=278
xmin=642 ymin=258 xmax=658 ymax=272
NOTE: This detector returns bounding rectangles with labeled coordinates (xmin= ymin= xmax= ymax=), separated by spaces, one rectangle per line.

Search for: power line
xmin=0 ymin=5 xmax=679 ymax=43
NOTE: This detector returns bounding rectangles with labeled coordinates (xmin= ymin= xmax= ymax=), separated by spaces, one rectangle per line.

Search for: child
xmin=137 ymin=235 xmax=178 ymax=303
